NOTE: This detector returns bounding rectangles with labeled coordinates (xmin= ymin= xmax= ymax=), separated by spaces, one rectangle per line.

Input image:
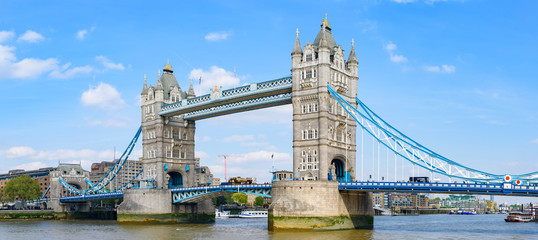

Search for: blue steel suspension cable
xmin=328 ymin=86 xmax=503 ymax=182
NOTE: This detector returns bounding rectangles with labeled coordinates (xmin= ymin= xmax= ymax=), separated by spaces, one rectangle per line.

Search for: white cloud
xmin=12 ymin=57 xmax=59 ymax=78
xmin=531 ymin=139 xmax=538 ymax=144
xmin=76 ymin=30 xmax=88 ymax=40
xmin=0 ymin=31 xmax=15 ymax=43
xmin=0 ymin=44 xmax=91 ymax=80
xmin=96 ymin=56 xmax=125 ymax=70
xmin=1 ymin=146 xmax=37 ymax=159
xmin=424 ymin=65 xmax=441 ymax=72
xmin=442 ymin=64 xmax=455 ymax=73
xmin=392 ymin=0 xmax=416 ymax=3
xmin=390 ymin=54 xmax=408 ymax=63
xmin=385 ymin=41 xmax=408 ymax=63
xmin=81 ymin=82 xmax=126 ymax=110
xmin=13 ymin=162 xmax=48 ymax=171
xmin=49 ymin=63 xmax=93 ymax=79
xmin=424 ymin=64 xmax=455 ymax=73
xmin=18 ymin=30 xmax=44 ymax=43
xmin=385 ymin=42 xmax=397 ymax=51
xmin=205 ymin=31 xmax=231 ymax=41
xmin=76 ymin=27 xmax=95 ymax=40
xmin=0 ymin=146 xmax=127 ymax=172
xmin=195 ymin=151 xmax=210 ymax=160
xmin=189 ymin=66 xmax=240 ymax=94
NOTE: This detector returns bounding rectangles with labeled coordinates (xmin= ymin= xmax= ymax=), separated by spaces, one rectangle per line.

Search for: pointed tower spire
xmin=187 ymin=78 xmax=196 ymax=99
xmin=347 ymin=38 xmax=358 ymax=64
xmin=292 ymin=28 xmax=303 ymax=55
xmin=319 ymin=28 xmax=329 ymax=49
xmin=141 ymin=74 xmax=148 ymax=94
xmin=156 ymin=73 xmax=163 ymax=90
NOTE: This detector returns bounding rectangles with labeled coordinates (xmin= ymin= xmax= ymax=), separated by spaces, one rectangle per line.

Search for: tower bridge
xmin=51 ymin=15 xmax=538 ymax=231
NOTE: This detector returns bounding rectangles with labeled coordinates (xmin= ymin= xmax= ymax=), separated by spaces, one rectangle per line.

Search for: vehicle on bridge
xmin=222 ymin=176 xmax=254 ymax=185
xmin=409 ymin=177 xmax=429 ymax=183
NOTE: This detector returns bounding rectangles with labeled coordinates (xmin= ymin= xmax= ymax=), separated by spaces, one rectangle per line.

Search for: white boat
xmin=238 ymin=210 xmax=268 ymax=218
xmin=215 ymin=209 xmax=230 ymax=219
xmin=505 ymin=211 xmax=534 ymax=222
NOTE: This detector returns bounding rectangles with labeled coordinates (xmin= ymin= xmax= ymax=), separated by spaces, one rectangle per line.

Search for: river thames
xmin=1 ymin=214 xmax=537 ymax=240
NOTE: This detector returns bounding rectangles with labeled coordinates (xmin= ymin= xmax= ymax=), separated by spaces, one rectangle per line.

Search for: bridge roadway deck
xmin=58 ymin=181 xmax=538 ymax=203
xmin=159 ymin=76 xmax=292 ymax=120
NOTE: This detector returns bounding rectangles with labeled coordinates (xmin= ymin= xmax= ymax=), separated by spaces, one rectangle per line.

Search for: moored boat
xmin=504 ymin=212 xmax=534 ymax=222
xmin=238 ymin=210 xmax=268 ymax=218
xmin=215 ymin=209 xmax=230 ymax=219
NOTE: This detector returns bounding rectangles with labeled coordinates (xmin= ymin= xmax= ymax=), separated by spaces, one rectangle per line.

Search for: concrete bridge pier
xmin=49 ymin=199 xmax=91 ymax=212
xmin=117 ymin=189 xmax=214 ymax=223
xmin=268 ymin=180 xmax=374 ymax=231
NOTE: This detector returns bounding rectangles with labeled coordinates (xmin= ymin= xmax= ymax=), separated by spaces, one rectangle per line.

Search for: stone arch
xmin=330 ymin=157 xmax=346 ymax=181
xmin=304 ymin=172 xmax=315 ymax=181
xmin=165 ymin=171 xmax=183 ymax=189
xmin=63 ymin=183 xmax=82 ymax=197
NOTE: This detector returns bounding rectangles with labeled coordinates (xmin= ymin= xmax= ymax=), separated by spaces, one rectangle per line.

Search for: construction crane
xmin=217 ymin=155 xmax=243 ymax=181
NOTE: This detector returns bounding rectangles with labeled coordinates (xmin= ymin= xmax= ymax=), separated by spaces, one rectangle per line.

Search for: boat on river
xmin=504 ymin=212 xmax=534 ymax=222
xmin=238 ymin=210 xmax=268 ymax=218
xmin=215 ymin=209 xmax=230 ymax=219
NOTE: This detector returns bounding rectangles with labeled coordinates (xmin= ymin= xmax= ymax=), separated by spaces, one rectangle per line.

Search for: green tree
xmin=254 ymin=196 xmax=265 ymax=206
xmin=213 ymin=196 xmax=227 ymax=206
xmin=0 ymin=188 xmax=10 ymax=206
xmin=231 ymin=193 xmax=247 ymax=205
xmin=3 ymin=175 xmax=42 ymax=209
xmin=225 ymin=194 xmax=234 ymax=205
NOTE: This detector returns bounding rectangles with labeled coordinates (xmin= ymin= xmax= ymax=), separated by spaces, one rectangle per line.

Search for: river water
xmin=1 ymin=214 xmax=537 ymax=240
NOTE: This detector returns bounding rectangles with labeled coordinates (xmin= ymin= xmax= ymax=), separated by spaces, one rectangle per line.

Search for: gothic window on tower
xmin=336 ymin=124 xmax=344 ymax=142
xmin=307 ymin=130 xmax=313 ymax=139
xmin=314 ymin=69 xmax=317 ymax=78
xmin=183 ymin=133 xmax=187 ymax=140
xmin=302 ymin=105 xmax=306 ymax=113
xmin=306 ymin=70 xmax=312 ymax=79
xmin=173 ymin=128 xmax=179 ymax=139
xmin=181 ymin=152 xmax=186 ymax=159
xmin=164 ymin=129 xmax=169 ymax=138
xmin=308 ymin=105 xmax=312 ymax=113
xmin=173 ymin=149 xmax=180 ymax=158
xmin=306 ymin=54 xmax=312 ymax=62
xmin=314 ymin=104 xmax=318 ymax=112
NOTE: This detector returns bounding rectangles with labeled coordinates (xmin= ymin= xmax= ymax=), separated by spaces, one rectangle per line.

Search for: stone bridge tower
xmin=291 ymin=15 xmax=358 ymax=181
xmin=48 ymin=163 xmax=89 ymax=212
xmin=270 ymin=16 xmax=372 ymax=231
xmin=140 ymin=62 xmax=197 ymax=189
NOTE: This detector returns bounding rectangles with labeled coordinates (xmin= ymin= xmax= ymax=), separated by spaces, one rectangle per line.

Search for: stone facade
xmin=118 ymin=189 xmax=214 ymax=223
xmin=269 ymin=180 xmax=373 ymax=230
xmin=291 ymin=16 xmax=358 ymax=181
xmin=48 ymin=163 xmax=90 ymax=212
xmin=140 ymin=63 xmax=197 ymax=189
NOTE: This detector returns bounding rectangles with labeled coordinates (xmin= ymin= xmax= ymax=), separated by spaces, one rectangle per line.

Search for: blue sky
xmin=1 ymin=1 xmax=537 ymax=203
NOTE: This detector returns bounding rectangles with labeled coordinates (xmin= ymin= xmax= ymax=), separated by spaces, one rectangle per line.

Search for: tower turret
xmin=187 ymin=79 xmax=196 ymax=99
xmin=292 ymin=28 xmax=303 ymax=67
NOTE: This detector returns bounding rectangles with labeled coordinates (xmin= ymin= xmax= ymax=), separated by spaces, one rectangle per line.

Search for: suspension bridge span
xmin=50 ymin=16 xmax=538 ymax=230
